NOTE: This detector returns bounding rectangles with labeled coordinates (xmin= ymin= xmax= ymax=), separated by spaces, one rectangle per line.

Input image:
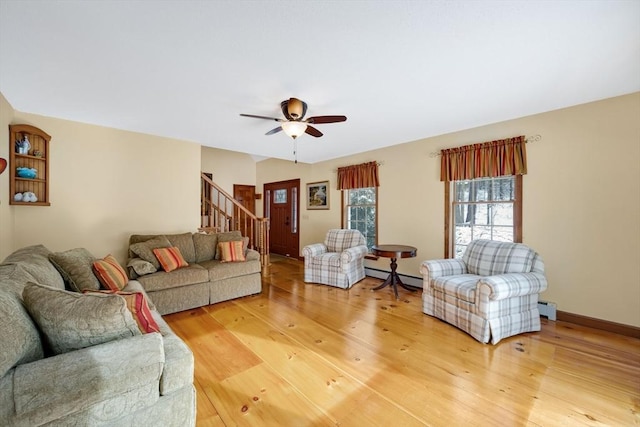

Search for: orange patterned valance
xmin=337 ymin=161 xmax=380 ymax=190
xmin=440 ymin=136 xmax=527 ymax=182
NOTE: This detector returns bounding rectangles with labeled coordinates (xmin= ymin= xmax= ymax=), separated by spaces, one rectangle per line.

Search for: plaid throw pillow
xmin=218 ymin=240 xmax=246 ymax=262
xmin=153 ymin=247 xmax=189 ymax=272
xmin=93 ymin=255 xmax=129 ymax=291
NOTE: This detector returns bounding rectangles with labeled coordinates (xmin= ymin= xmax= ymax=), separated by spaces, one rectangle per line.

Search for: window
xmin=342 ymin=187 xmax=377 ymax=251
xmin=448 ymin=175 xmax=522 ymax=258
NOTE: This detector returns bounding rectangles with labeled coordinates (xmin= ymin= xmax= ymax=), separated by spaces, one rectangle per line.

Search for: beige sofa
xmin=0 ymin=244 xmax=195 ymax=426
xmin=127 ymin=231 xmax=262 ymax=315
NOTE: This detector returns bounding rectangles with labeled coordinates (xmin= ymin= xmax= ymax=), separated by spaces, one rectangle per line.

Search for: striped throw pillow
xmin=218 ymin=240 xmax=246 ymax=262
xmin=93 ymin=255 xmax=129 ymax=291
xmin=153 ymin=247 xmax=189 ymax=272
xmin=84 ymin=290 xmax=160 ymax=334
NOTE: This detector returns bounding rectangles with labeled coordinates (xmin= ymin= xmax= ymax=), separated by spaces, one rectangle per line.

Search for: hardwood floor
xmin=164 ymin=257 xmax=640 ymax=426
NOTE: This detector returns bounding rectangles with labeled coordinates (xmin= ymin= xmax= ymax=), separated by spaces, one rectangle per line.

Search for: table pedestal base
xmin=372 ymin=257 xmax=416 ymax=299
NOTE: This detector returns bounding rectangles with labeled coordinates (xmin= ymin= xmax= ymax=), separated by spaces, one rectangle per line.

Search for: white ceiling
xmin=1 ymin=1 xmax=638 ymax=164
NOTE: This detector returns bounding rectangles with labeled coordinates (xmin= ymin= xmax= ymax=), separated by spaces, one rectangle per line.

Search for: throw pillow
xmin=126 ymin=258 xmax=158 ymax=276
xmin=48 ymin=248 xmax=101 ymax=292
xmin=130 ymin=236 xmax=171 ymax=270
xmin=214 ymin=231 xmax=243 ymax=259
xmin=193 ymin=232 xmax=218 ymax=262
xmin=84 ymin=290 xmax=160 ymax=334
xmin=218 ymin=240 xmax=246 ymax=262
xmin=22 ymin=283 xmax=141 ymax=355
xmin=92 ymin=255 xmax=129 ymax=291
xmin=153 ymin=247 xmax=189 ymax=272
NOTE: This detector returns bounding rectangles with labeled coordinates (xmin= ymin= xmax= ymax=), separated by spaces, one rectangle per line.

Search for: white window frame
xmin=342 ymin=187 xmax=378 ymax=251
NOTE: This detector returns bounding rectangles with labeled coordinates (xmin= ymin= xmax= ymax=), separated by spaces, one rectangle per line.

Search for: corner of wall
xmin=0 ymin=92 xmax=15 ymax=259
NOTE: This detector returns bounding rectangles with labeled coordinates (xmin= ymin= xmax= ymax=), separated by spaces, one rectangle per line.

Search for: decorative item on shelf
xmin=33 ymin=150 xmax=43 ymax=157
xmin=0 ymin=158 xmax=6 ymax=175
xmin=14 ymin=192 xmax=38 ymax=203
xmin=15 ymin=135 xmax=31 ymax=154
xmin=16 ymin=167 xmax=37 ymax=179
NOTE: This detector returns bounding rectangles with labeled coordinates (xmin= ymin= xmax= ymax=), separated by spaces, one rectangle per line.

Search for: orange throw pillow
xmin=93 ymin=255 xmax=128 ymax=291
xmin=218 ymin=240 xmax=246 ymax=262
xmin=153 ymin=247 xmax=188 ymax=272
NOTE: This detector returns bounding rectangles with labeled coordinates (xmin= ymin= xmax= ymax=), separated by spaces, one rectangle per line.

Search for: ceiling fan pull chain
xmin=293 ymin=139 xmax=298 ymax=164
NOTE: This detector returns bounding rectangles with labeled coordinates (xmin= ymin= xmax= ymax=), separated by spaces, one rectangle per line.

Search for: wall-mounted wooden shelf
xmin=9 ymin=124 xmax=51 ymax=206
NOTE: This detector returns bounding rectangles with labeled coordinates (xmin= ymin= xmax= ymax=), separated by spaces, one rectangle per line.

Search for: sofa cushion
xmin=130 ymin=235 xmax=172 ymax=270
xmin=463 ymin=240 xmax=535 ymax=276
xmin=432 ymin=274 xmax=482 ymax=303
xmin=0 ymin=289 xmax=44 ymax=378
xmin=200 ymin=259 xmax=262 ymax=281
xmin=218 ymin=240 xmax=246 ymax=262
xmin=153 ymin=247 xmax=189 ymax=272
xmin=165 ymin=233 xmax=196 ymax=264
xmin=23 ymin=282 xmax=141 ymax=355
xmin=93 ymin=254 xmax=128 ymax=291
xmin=49 ymin=248 xmax=101 ymax=292
xmin=193 ymin=233 xmax=218 ymax=263
xmin=2 ymin=244 xmax=64 ymax=290
xmin=214 ymin=231 xmax=243 ymax=259
xmin=137 ymin=265 xmax=208 ymax=293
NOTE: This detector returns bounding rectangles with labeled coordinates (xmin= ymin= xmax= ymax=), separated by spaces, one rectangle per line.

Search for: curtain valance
xmin=337 ymin=161 xmax=380 ymax=190
xmin=440 ymin=136 xmax=527 ymax=182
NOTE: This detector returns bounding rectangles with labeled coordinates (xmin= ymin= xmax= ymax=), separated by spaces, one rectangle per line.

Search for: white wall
xmin=0 ymin=93 xmax=15 ymax=257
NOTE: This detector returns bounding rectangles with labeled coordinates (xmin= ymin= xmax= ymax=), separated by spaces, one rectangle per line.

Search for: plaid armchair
xmin=420 ymin=240 xmax=547 ymax=344
xmin=302 ymin=229 xmax=368 ymax=289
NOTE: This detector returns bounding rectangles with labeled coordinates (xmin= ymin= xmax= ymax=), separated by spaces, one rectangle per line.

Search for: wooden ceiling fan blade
xmin=305 ymin=126 xmax=323 ymax=137
xmin=266 ymin=126 xmax=283 ymax=135
xmin=240 ymin=113 xmax=283 ymax=122
xmin=306 ymin=115 xmax=347 ymax=124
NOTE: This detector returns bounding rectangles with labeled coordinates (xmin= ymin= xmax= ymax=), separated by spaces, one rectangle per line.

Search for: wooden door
xmin=233 ymin=184 xmax=256 ymax=214
xmin=264 ymin=179 xmax=300 ymax=258
xmin=234 ymin=184 xmax=256 ymax=237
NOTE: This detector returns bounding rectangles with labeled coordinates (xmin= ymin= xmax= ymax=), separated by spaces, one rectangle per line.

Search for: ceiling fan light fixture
xmin=281 ymin=121 xmax=307 ymax=139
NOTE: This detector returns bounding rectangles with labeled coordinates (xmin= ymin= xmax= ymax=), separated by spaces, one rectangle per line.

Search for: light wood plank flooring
xmin=164 ymin=256 xmax=640 ymax=426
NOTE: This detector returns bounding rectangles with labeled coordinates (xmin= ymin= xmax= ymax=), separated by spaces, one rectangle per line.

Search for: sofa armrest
xmin=341 ymin=245 xmax=368 ymax=263
xmin=479 ymin=272 xmax=548 ymax=300
xmin=302 ymin=243 xmax=327 ymax=258
xmin=13 ymin=333 xmax=164 ymax=425
xmin=420 ymin=259 xmax=467 ymax=280
xmin=245 ymin=248 xmax=260 ymax=261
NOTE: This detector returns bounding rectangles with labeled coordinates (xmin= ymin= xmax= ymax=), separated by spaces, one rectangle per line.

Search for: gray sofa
xmin=127 ymin=231 xmax=262 ymax=315
xmin=0 ymin=245 xmax=195 ymax=426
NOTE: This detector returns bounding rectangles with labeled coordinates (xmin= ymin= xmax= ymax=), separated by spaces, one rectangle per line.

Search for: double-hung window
xmin=441 ymin=136 xmax=527 ymax=258
xmin=337 ymin=161 xmax=380 ymax=252
xmin=448 ymin=175 xmax=522 ymax=258
xmin=342 ymin=187 xmax=377 ymax=251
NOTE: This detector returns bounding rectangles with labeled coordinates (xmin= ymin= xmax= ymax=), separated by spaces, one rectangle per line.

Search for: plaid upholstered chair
xmin=420 ymin=240 xmax=548 ymax=344
xmin=302 ymin=229 xmax=368 ymax=289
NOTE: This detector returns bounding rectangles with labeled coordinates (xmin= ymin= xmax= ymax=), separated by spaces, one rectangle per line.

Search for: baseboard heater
xmin=538 ymin=300 xmax=557 ymax=321
xmin=365 ymin=267 xmax=422 ymax=289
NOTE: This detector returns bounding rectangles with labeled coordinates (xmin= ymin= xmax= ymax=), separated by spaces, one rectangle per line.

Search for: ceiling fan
xmin=240 ymin=97 xmax=347 ymax=162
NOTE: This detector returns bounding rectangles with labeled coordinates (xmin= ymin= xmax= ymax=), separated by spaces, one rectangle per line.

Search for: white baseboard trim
xmin=365 ymin=267 xmax=422 ymax=289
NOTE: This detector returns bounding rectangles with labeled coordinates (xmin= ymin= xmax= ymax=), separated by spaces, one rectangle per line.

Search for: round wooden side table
xmin=371 ymin=244 xmax=417 ymax=299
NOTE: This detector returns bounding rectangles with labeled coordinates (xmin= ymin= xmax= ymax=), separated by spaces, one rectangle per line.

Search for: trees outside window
xmin=449 ymin=175 xmax=521 ymax=258
xmin=342 ymin=187 xmax=377 ymax=251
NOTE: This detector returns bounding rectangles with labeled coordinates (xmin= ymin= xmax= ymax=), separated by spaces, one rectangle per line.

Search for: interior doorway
xmin=263 ymin=179 xmax=300 ymax=258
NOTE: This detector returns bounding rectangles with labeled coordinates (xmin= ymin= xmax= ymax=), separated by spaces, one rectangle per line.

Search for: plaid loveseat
xmin=302 ymin=229 xmax=368 ymax=289
xmin=420 ymin=240 xmax=547 ymax=344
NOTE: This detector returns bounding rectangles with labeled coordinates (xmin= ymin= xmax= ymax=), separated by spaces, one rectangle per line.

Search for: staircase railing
xmin=200 ymin=173 xmax=269 ymax=272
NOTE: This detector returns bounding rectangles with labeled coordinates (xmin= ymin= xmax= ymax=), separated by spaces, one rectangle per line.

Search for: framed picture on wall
xmin=306 ymin=181 xmax=329 ymax=210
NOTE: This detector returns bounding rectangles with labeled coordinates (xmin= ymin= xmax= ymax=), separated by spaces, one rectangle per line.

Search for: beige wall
xmin=201 ymin=146 xmax=257 ymax=196
xmin=257 ymin=93 xmax=640 ymax=327
xmin=1 ymin=105 xmax=201 ymax=263
xmin=0 ymin=93 xmax=15 ymax=257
